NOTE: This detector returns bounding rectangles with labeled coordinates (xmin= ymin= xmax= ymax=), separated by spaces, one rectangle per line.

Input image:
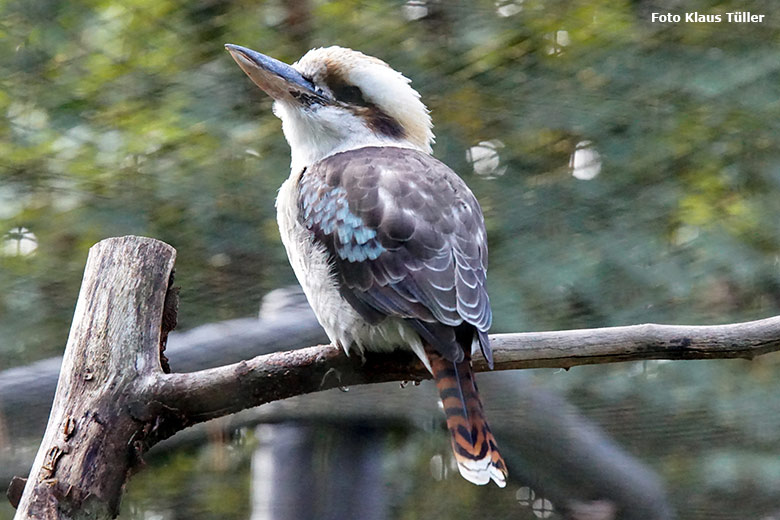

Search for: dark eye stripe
xmin=332 ymin=84 xmax=367 ymax=105
xmin=323 ymin=68 xmax=369 ymax=106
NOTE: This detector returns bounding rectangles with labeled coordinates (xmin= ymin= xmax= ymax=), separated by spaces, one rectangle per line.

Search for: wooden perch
xmin=148 ymin=313 xmax=780 ymax=423
xmin=11 ymin=235 xmax=780 ymax=519
xmin=13 ymin=237 xmax=177 ymax=519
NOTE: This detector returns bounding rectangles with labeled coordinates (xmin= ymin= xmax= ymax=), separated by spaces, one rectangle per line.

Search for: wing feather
xmin=299 ymin=146 xmax=492 ymax=364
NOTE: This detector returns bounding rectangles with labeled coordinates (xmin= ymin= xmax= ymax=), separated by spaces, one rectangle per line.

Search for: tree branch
xmin=145 ymin=315 xmax=780 ymax=423
xmin=10 ymin=235 xmax=780 ymax=518
xmin=487 ymin=316 xmax=780 ymax=368
xmin=13 ymin=236 xmax=176 ymax=519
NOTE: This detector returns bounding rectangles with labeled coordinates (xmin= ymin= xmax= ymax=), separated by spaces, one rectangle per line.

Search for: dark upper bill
xmin=225 ymin=44 xmax=326 ymax=104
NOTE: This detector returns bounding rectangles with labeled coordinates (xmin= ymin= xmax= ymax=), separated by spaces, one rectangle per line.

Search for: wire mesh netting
xmin=1 ymin=0 xmax=779 ymax=518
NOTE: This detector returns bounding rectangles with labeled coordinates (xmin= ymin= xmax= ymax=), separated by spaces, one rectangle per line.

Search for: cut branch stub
xmin=13 ymin=236 xmax=176 ymax=520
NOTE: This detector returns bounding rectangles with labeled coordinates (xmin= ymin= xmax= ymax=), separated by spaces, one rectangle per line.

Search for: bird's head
xmin=226 ymin=44 xmax=434 ymax=171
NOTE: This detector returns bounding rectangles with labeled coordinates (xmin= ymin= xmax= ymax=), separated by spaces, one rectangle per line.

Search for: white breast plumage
xmin=276 ymin=168 xmax=429 ymax=368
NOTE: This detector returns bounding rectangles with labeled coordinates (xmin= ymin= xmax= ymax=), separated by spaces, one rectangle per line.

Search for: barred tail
xmin=428 ymin=351 xmax=507 ymax=487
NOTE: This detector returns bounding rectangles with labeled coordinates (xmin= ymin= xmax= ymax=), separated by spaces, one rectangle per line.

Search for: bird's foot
xmin=321 ymin=367 xmax=350 ymax=392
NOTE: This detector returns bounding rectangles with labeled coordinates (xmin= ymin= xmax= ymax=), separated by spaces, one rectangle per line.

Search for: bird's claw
xmin=321 ymin=367 xmax=349 ymax=392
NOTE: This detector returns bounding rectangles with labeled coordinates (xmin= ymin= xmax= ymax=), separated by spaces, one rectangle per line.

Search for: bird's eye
xmin=301 ymin=75 xmax=324 ymax=95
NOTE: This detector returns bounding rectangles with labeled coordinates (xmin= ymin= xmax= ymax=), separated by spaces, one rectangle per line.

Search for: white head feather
xmin=274 ymin=47 xmax=434 ymax=172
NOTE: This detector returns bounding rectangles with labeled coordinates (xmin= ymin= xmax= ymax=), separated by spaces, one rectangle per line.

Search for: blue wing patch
xmin=301 ymin=179 xmax=385 ymax=262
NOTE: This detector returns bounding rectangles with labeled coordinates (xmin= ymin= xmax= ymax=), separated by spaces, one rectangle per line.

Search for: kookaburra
xmin=226 ymin=43 xmax=507 ymax=487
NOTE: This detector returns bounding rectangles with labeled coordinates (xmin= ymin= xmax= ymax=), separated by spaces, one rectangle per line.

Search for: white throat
xmin=275 ymin=101 xmax=427 ymax=173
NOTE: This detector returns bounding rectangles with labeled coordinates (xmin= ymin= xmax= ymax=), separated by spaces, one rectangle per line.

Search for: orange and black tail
xmin=428 ymin=351 xmax=507 ymax=487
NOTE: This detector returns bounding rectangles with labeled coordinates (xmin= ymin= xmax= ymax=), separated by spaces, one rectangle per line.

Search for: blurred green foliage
xmin=122 ymin=438 xmax=253 ymax=519
xmin=1 ymin=0 xmax=779 ymax=518
xmin=1 ymin=0 xmax=778 ymax=360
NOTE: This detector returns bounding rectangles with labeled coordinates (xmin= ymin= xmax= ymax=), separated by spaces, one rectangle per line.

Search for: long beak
xmin=225 ymin=44 xmax=325 ymax=103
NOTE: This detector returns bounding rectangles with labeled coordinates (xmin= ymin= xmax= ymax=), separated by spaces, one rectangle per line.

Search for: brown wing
xmin=299 ymin=146 xmax=493 ymax=365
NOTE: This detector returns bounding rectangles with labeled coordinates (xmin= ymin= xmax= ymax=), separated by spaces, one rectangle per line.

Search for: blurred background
xmin=1 ymin=0 xmax=779 ymax=518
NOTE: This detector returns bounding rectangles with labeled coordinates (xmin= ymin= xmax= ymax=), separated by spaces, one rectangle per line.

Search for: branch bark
xmin=10 ymin=235 xmax=780 ymax=518
xmin=13 ymin=237 xmax=176 ymax=519
xmin=147 ymin=314 xmax=780 ymax=423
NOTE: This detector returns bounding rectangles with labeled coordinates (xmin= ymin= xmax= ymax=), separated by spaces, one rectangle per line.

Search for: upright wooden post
xmin=14 ymin=236 xmax=176 ymax=519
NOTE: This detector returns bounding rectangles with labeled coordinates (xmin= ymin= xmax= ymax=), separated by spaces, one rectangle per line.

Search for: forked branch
xmin=11 ymin=235 xmax=780 ymax=519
